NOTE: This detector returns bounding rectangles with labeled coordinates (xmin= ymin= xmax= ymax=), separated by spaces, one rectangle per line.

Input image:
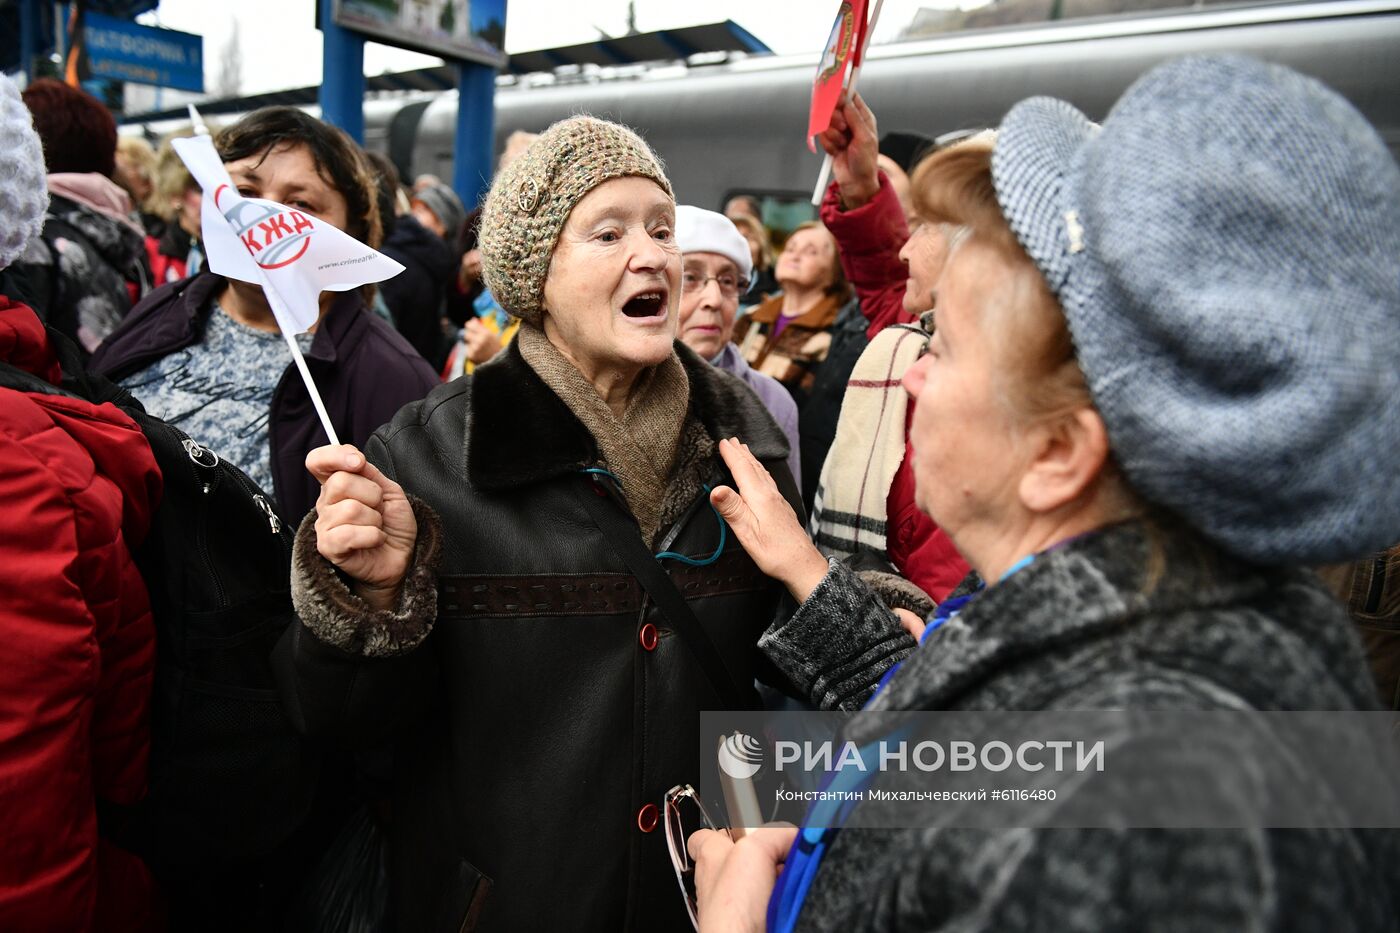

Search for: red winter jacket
xmin=821 ymin=178 xmax=970 ymax=602
xmin=0 ymin=296 xmax=161 ymax=932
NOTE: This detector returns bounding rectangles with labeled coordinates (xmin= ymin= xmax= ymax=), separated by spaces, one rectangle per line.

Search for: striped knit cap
xmin=479 ymin=116 xmax=672 ymax=327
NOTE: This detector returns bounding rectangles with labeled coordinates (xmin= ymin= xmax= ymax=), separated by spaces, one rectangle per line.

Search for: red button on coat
xmin=639 ymin=623 xmax=658 ymax=651
xmin=637 ymin=803 xmax=659 ymax=833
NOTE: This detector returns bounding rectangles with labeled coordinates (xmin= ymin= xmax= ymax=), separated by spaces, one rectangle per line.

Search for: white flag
xmin=171 ymin=134 xmax=404 ymax=336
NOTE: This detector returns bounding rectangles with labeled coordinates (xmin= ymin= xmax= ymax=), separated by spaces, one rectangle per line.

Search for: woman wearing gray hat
xmin=687 ymin=55 xmax=1400 ymax=931
xmin=276 ymin=117 xmax=909 ymax=931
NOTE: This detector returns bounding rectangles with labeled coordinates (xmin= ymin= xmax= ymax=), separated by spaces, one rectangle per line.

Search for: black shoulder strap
xmin=0 ymin=359 xmax=61 ymax=396
xmin=571 ymin=479 xmax=754 ymax=708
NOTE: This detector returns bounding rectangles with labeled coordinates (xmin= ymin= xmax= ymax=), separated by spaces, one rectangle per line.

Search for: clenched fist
xmin=306 ymin=444 xmax=418 ymax=611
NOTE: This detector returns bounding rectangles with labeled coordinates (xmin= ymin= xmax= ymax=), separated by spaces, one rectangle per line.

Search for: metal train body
xmin=369 ymin=0 xmax=1400 ymax=211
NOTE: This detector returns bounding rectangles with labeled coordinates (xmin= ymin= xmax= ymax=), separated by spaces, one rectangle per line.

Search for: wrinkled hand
xmin=689 ymin=825 xmax=798 ymax=933
xmin=306 ymin=444 xmax=418 ymax=611
xmin=816 ymin=91 xmax=881 ymax=210
xmin=711 ymin=438 xmax=830 ymax=603
xmin=463 ymin=317 xmax=504 ymax=364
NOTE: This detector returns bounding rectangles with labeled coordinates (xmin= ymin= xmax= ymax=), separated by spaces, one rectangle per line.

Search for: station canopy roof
xmin=120 ymin=20 xmax=771 ymax=124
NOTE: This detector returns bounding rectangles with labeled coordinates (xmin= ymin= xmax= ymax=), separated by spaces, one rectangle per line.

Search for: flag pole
xmin=281 ymin=329 xmax=341 ymax=446
xmin=187 ymin=104 xmax=342 ymax=448
xmin=811 ymin=0 xmax=885 ymax=206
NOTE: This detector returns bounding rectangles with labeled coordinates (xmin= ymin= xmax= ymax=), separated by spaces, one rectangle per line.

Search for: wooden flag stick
xmin=811 ymin=0 xmax=886 ymax=206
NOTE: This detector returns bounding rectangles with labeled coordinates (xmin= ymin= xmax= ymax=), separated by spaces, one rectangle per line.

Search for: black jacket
xmin=14 ymin=191 xmax=150 ymax=354
xmin=89 ymin=272 xmax=439 ymax=523
xmin=379 ymin=214 xmax=455 ymax=368
xmin=770 ymin=521 xmax=1400 ymax=931
xmin=274 ymin=340 xmax=910 ymax=932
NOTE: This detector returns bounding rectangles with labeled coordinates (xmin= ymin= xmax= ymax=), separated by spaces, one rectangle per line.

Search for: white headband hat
xmin=675 ymin=205 xmax=753 ymax=283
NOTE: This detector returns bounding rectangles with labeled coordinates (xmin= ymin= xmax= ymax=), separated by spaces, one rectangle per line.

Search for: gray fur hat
xmin=411 ymin=182 xmax=467 ymax=241
xmin=0 ymin=73 xmax=49 ymax=271
xmin=991 ymin=55 xmax=1400 ymax=564
xmin=478 ymin=116 xmax=672 ymax=328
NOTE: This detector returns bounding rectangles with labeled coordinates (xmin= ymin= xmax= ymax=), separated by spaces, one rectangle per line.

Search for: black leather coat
xmin=276 ymin=340 xmax=804 ymax=931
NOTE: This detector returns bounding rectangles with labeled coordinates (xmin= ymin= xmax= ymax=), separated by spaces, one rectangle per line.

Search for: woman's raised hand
xmin=306 ymin=445 xmax=418 ymax=611
xmin=816 ymin=90 xmax=881 ymax=210
xmin=710 ymin=438 xmax=831 ymax=604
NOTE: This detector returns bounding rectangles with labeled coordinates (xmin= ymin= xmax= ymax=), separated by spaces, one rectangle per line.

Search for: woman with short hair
xmin=689 ymin=55 xmax=1400 ymax=932
xmin=732 ymin=221 xmax=852 ymax=398
xmin=91 ymin=107 xmax=438 ymax=523
xmin=279 ymin=116 xmax=908 ymax=932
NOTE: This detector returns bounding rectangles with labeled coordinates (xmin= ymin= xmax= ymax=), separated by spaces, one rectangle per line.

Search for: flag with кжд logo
xmin=171 ymin=134 xmax=404 ymax=336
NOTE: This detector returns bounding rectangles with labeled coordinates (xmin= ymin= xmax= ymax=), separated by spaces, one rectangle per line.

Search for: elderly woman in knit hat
xmin=687 ymin=55 xmax=1400 ymax=932
xmin=280 ymin=117 xmax=909 ymax=931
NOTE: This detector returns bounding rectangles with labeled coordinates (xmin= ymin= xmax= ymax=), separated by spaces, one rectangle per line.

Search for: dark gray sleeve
xmin=759 ymin=558 xmax=915 ymax=711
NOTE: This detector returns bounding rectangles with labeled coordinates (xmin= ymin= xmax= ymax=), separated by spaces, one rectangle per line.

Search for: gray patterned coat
xmin=759 ymin=520 xmax=1400 ymax=932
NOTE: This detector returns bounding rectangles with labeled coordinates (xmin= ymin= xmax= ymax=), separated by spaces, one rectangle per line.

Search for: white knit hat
xmin=0 ymin=73 xmax=49 ymax=271
xmin=675 ymin=205 xmax=753 ymax=284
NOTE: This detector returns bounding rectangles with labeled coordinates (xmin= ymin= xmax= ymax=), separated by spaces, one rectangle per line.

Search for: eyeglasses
xmin=681 ymin=271 xmax=748 ymax=299
xmin=664 ymin=784 xmax=728 ymax=930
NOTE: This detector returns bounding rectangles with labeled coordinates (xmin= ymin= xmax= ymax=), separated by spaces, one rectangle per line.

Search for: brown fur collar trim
xmin=856 ymin=568 xmax=935 ymax=619
xmin=290 ymin=495 xmax=444 ymax=658
xmin=655 ymin=415 xmax=717 ymax=545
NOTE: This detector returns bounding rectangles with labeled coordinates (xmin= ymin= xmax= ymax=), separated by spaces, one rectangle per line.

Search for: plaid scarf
xmin=810 ymin=323 xmax=929 ymax=559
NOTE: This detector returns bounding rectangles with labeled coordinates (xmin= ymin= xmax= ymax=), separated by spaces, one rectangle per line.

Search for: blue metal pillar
xmin=318 ymin=0 xmax=365 ymax=142
xmin=453 ymin=62 xmax=496 ymax=208
xmin=19 ymin=0 xmax=38 ymax=85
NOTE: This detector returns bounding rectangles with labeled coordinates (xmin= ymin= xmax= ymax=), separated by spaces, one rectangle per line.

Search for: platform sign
xmin=333 ymin=0 xmax=507 ymax=67
xmin=83 ymin=11 xmax=203 ymax=92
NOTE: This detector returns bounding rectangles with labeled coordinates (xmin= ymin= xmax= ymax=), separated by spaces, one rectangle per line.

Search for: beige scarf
xmin=810 ymin=323 xmax=929 ymax=559
xmin=517 ymin=325 xmax=690 ymax=543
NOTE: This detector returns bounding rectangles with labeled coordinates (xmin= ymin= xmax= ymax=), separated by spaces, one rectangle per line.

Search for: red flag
xmin=807 ymin=0 xmax=869 ymax=152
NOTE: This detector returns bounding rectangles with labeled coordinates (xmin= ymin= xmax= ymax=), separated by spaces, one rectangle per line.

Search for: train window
xmin=720 ymin=191 xmax=817 ymax=251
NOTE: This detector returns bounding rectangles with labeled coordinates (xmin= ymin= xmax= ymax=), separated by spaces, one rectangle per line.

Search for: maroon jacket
xmin=821 ymin=177 xmax=971 ymax=602
xmin=90 ymin=272 xmax=440 ymax=523
xmin=0 ymin=297 xmax=161 ymax=931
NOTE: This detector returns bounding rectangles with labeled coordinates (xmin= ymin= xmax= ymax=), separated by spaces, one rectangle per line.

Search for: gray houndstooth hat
xmin=991 ymin=55 xmax=1400 ymax=564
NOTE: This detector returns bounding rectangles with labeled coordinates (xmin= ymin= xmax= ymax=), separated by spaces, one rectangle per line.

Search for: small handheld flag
xmin=809 ymin=0 xmax=884 ymax=205
xmin=171 ymin=109 xmax=405 ymax=448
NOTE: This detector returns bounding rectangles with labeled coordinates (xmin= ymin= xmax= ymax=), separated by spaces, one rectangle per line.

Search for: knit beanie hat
xmin=991 ymin=55 xmax=1400 ymax=564
xmin=411 ymin=181 xmax=467 ymax=240
xmin=479 ymin=116 xmax=672 ymax=327
xmin=0 ymin=73 xmax=49 ymax=271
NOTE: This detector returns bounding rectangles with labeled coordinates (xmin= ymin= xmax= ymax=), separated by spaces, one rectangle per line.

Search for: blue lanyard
xmin=580 ymin=469 xmax=728 ymax=567
xmin=767 ymin=554 xmax=1036 ymax=933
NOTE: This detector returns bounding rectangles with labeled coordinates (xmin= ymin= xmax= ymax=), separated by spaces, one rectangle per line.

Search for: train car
xmin=384 ymin=0 xmax=1400 ymax=217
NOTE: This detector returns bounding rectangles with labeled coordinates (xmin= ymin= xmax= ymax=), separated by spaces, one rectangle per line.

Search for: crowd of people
xmin=1 ymin=49 xmax=1398 ymax=932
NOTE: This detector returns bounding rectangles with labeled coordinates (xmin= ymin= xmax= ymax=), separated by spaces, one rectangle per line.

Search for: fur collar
xmin=467 ymin=337 xmax=791 ymax=492
xmin=746 ymin=291 xmax=842 ymax=331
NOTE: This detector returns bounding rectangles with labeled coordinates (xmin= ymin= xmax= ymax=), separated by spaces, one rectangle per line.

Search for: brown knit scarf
xmin=517 ymin=324 xmax=690 ymax=543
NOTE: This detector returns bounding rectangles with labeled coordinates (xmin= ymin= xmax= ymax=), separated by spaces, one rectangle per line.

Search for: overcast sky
xmin=136 ymin=0 xmax=967 ymax=96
